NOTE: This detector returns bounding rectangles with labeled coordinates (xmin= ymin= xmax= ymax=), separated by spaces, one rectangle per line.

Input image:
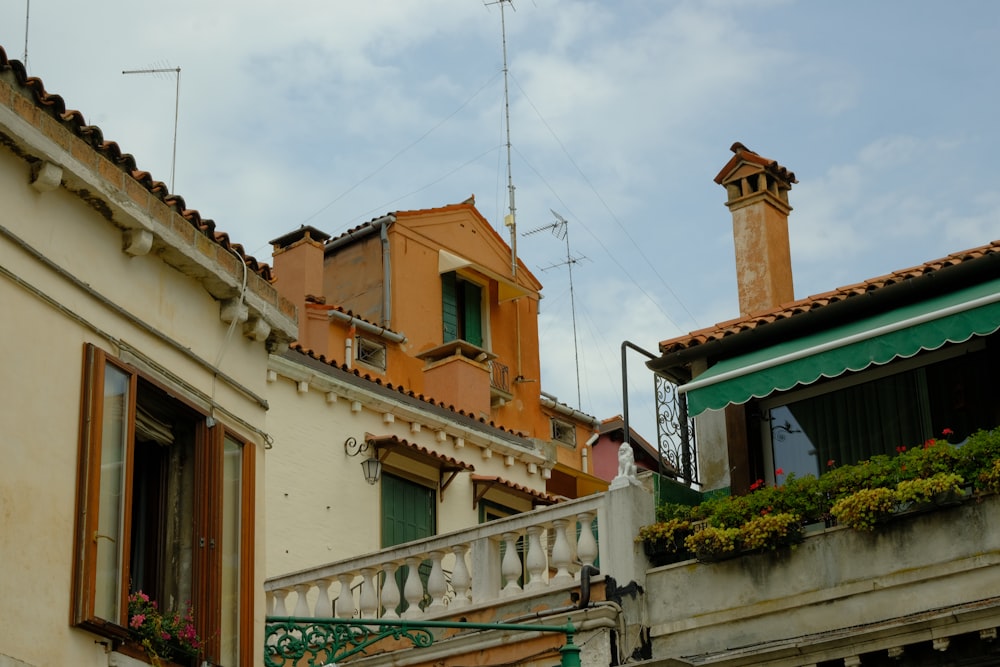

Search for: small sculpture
xmin=611 ymin=441 xmax=639 ymax=488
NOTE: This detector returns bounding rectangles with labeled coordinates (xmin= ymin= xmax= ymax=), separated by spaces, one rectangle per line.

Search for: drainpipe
xmin=540 ymin=392 xmax=599 ymax=428
xmin=328 ymin=309 xmax=406 ymax=344
xmin=379 ymin=217 xmax=392 ymax=328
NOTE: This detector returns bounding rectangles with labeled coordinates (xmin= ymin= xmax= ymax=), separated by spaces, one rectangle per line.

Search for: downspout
xmin=379 ymin=216 xmax=392 ymax=328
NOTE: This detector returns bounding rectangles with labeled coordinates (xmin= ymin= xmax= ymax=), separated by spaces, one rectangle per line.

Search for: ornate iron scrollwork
xmin=654 ymin=374 xmax=698 ymax=486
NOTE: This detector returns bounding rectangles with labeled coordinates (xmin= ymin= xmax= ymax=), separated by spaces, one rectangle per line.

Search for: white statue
xmin=610 ymin=441 xmax=639 ymax=488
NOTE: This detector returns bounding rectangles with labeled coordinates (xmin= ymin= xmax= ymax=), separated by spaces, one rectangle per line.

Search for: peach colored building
xmin=270 ymin=202 xmax=605 ymax=498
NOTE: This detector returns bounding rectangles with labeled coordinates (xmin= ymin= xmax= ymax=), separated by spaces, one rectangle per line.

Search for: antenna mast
xmin=524 ymin=210 xmax=586 ymax=407
xmin=122 ymin=66 xmax=181 ymax=192
xmin=491 ymin=0 xmax=518 ymax=277
xmin=23 ymin=0 xmax=29 ymax=68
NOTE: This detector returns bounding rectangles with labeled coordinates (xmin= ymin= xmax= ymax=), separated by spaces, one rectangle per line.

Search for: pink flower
xmin=130 ymin=614 xmax=145 ymax=629
xmin=161 ymin=631 xmax=171 ymax=641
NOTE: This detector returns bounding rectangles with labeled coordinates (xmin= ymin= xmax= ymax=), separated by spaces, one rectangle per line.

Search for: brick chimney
xmin=715 ymin=143 xmax=797 ymax=317
xmin=270 ymin=225 xmax=331 ymax=347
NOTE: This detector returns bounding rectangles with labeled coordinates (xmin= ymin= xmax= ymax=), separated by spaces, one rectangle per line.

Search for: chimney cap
xmin=269 ymin=224 xmax=332 ymax=250
xmin=714 ymin=142 xmax=797 ymax=186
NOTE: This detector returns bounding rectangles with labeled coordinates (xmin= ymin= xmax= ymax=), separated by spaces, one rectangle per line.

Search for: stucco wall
xmin=646 ymin=495 xmax=1000 ymax=662
xmin=264 ymin=355 xmax=549 ymax=579
xmin=0 ymin=136 xmax=271 ymax=665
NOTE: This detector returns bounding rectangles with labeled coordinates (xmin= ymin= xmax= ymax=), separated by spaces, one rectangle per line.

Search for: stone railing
xmin=265 ymin=483 xmax=652 ymax=622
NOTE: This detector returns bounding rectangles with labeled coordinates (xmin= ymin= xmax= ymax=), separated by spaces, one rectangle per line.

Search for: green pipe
xmin=266 ymin=616 xmax=575 ymax=637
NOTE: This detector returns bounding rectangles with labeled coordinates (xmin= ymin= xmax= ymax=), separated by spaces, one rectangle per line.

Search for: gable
xmin=394 ymin=204 xmax=542 ymax=293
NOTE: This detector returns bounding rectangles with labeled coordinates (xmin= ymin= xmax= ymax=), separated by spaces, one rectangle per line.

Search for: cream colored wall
xmin=264 ymin=357 xmax=548 ymax=579
xmin=0 ymin=146 xmax=270 ymax=665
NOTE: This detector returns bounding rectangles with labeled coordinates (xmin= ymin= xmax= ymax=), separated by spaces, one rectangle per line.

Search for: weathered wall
xmin=0 ymin=139 xmax=272 ymax=665
xmin=646 ymin=495 xmax=1000 ymax=663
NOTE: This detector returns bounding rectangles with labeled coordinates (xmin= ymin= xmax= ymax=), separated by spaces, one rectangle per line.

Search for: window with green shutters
xmin=441 ymin=271 xmax=484 ymax=347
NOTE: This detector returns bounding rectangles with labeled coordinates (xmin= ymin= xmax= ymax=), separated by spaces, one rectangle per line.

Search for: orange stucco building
xmin=270 ymin=199 xmax=606 ymax=497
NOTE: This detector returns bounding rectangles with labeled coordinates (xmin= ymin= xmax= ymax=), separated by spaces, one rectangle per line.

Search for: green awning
xmin=681 ymin=277 xmax=1000 ymax=416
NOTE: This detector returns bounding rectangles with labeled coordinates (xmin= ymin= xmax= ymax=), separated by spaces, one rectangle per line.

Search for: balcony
xmin=264 ymin=483 xmax=653 ymax=666
xmin=646 ymin=493 xmax=1000 ymax=665
xmin=489 ymin=359 xmax=512 ymax=407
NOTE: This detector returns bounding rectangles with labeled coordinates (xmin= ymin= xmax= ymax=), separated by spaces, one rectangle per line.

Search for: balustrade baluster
xmin=525 ymin=525 xmax=547 ymax=590
xmin=314 ymin=578 xmax=334 ymax=617
xmin=426 ymin=551 xmax=448 ymax=610
xmin=450 ymin=544 xmax=471 ymax=607
xmin=359 ymin=568 xmax=378 ymax=618
xmin=293 ymin=584 xmax=311 ymax=617
xmin=402 ymin=556 xmax=425 ymax=618
xmin=272 ymin=588 xmax=288 ymax=616
xmin=335 ymin=573 xmax=355 ymax=618
xmin=576 ymin=511 xmax=598 ymax=579
xmin=550 ymin=519 xmax=574 ymax=584
xmin=501 ymin=531 xmax=523 ymax=596
xmin=381 ymin=562 xmax=401 ymax=619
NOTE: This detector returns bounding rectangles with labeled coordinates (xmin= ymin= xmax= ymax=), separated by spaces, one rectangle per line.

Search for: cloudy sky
xmin=2 ymin=1 xmax=998 ymax=442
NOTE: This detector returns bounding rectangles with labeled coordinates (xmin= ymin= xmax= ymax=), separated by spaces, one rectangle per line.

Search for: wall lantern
xmin=345 ymin=437 xmax=382 ymax=485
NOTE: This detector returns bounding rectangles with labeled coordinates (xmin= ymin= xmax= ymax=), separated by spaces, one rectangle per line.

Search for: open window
xmin=441 ymin=271 xmax=484 ymax=347
xmin=71 ymin=344 xmax=254 ymax=666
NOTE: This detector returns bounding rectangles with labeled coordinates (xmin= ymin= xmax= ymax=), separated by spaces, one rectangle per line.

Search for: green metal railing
xmin=265 ymin=616 xmax=580 ymax=667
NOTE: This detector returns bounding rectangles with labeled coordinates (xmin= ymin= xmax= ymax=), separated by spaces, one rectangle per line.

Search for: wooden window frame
xmin=71 ymin=344 xmax=255 ymax=666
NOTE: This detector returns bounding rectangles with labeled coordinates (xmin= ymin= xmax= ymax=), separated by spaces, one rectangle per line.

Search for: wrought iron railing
xmin=655 ymin=373 xmax=698 ymax=487
xmin=264 ymin=617 xmax=579 ymax=667
xmin=489 ymin=359 xmax=510 ymax=393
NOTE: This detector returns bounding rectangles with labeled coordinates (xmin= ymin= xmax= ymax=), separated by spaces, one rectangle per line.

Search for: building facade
xmin=0 ymin=47 xmax=297 ymax=667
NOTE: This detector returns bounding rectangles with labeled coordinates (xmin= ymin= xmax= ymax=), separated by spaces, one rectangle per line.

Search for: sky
xmin=2 ymin=1 xmax=998 ymax=447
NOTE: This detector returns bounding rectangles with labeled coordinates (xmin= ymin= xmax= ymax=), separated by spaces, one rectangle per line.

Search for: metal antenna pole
xmin=122 ymin=66 xmax=181 ymax=192
xmin=489 ymin=0 xmax=518 ymax=277
xmin=524 ymin=211 xmax=586 ymax=407
xmin=23 ymin=0 xmax=29 ymax=68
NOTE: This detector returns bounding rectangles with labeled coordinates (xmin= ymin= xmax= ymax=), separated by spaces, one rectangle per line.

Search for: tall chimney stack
xmin=715 ymin=142 xmax=797 ymax=317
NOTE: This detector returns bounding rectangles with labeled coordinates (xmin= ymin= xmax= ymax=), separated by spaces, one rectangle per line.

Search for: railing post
xmin=471 ymin=535 xmax=501 ymax=604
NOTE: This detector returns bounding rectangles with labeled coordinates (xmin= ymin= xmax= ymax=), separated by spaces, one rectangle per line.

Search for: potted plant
xmin=684 ymin=525 xmax=739 ymax=562
xmin=830 ymin=487 xmax=897 ymax=531
xmin=894 ymin=472 xmax=966 ymax=511
xmin=126 ymin=591 xmax=203 ymax=667
xmin=738 ymin=512 xmax=802 ymax=552
xmin=636 ymin=518 xmax=694 ymax=566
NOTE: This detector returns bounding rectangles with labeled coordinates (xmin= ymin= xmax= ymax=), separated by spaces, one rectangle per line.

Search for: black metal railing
xmin=489 ymin=359 xmax=510 ymax=393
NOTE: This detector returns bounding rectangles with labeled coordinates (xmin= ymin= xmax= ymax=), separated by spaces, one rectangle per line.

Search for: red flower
xmin=775 ymin=468 xmax=785 ymax=476
xmin=827 ymin=459 xmax=836 ymax=468
xmin=749 ymin=479 xmax=763 ymax=491
xmin=942 ymin=428 xmax=954 ymax=436
xmin=896 ymin=445 xmax=907 ymax=453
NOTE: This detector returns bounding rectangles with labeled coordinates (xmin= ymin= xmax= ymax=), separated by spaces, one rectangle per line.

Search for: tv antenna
xmin=22 ymin=1 xmax=30 ymax=68
xmin=486 ymin=0 xmax=518 ymax=277
xmin=122 ymin=65 xmax=181 ymax=192
xmin=524 ymin=210 xmax=587 ymax=408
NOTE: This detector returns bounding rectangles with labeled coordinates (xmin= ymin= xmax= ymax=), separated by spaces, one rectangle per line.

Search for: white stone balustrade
xmin=265 ymin=486 xmax=651 ymax=621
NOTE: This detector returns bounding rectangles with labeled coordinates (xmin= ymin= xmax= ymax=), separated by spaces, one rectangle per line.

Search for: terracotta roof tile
xmin=470 ymin=474 xmax=563 ymax=505
xmin=0 ymin=46 xmax=273 ymax=282
xmin=367 ymin=434 xmax=475 ymax=472
xmin=287 ymin=344 xmax=529 ymax=438
xmin=659 ymin=239 xmax=1000 ymax=355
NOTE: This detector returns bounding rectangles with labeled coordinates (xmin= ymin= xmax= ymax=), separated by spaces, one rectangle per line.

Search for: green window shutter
xmin=441 ymin=272 xmax=458 ymax=342
xmin=462 ymin=281 xmax=483 ymax=347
